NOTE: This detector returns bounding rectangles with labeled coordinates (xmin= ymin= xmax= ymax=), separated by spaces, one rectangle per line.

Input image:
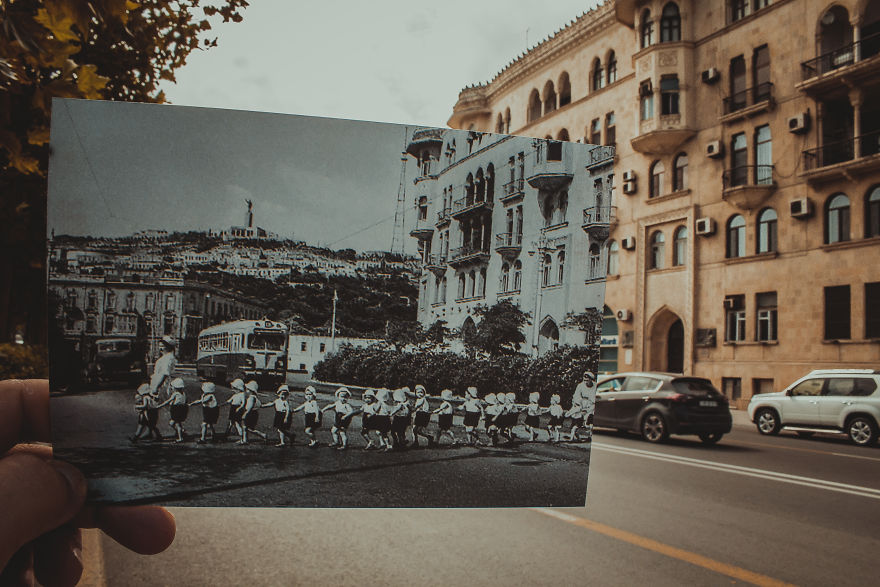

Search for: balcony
xmin=448 ymin=245 xmax=490 ymax=267
xmin=451 ymin=196 xmax=493 ymax=218
xmin=720 ymin=82 xmax=774 ymax=123
xmin=581 ymin=206 xmax=618 ymax=242
xmin=406 ymin=128 xmax=444 ymax=156
xmin=423 ymin=254 xmax=448 ymax=275
xmin=500 ymin=178 xmax=525 ymax=203
xmin=585 ymin=145 xmax=616 ymax=169
xmin=409 ymin=218 xmax=434 ymax=240
xmin=800 ymin=130 xmax=880 ymax=183
xmin=722 ymin=165 xmax=776 ymax=210
xmin=631 ymin=114 xmax=696 ymax=155
xmin=435 ymin=207 xmax=452 ymax=226
xmin=526 ymin=141 xmax=574 ymax=190
xmin=495 ymin=232 xmax=523 ymax=257
xmin=798 ymin=34 xmax=880 ymax=96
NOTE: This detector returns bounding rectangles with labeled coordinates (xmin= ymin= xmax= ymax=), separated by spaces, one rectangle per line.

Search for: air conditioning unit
xmin=701 ymin=67 xmax=720 ymax=84
xmin=617 ymin=309 xmax=632 ymax=321
xmin=622 ymin=169 xmax=637 ymax=182
xmin=621 ymin=236 xmax=636 ymax=250
xmin=706 ymin=140 xmax=724 ymax=158
xmin=790 ymin=197 xmax=813 ymax=218
xmin=788 ymin=112 xmax=810 ymax=134
xmin=695 ymin=217 xmax=716 ymax=235
xmin=623 ymin=180 xmax=637 ymax=194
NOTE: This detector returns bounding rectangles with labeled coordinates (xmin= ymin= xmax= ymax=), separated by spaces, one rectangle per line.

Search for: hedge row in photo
xmin=313 ymin=344 xmax=597 ymax=407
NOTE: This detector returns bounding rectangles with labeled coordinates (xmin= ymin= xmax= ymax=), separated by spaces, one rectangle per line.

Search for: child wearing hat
xmin=130 ymin=383 xmax=155 ymax=442
xmin=411 ymin=385 xmax=434 ymax=448
xmin=157 ymin=377 xmax=188 ymax=443
xmin=266 ymin=384 xmax=293 ymax=447
xmin=499 ymin=392 xmax=520 ymax=442
xmin=388 ymin=387 xmax=412 ymax=450
xmin=459 ymin=386 xmax=484 ymax=446
xmin=372 ymin=388 xmax=394 ymax=450
xmin=292 ymin=386 xmax=322 ymax=447
xmin=548 ymin=394 xmax=565 ymax=443
xmin=189 ymin=381 xmax=220 ymax=443
xmin=483 ymin=393 xmax=504 ymax=446
xmin=565 ymin=398 xmax=591 ymax=443
xmin=239 ymin=380 xmax=268 ymax=445
xmin=321 ymin=387 xmax=354 ymax=450
xmin=432 ymin=389 xmax=458 ymax=445
xmin=524 ymin=392 xmax=548 ymax=442
xmin=224 ymin=378 xmax=247 ymax=439
xmin=357 ymin=390 xmax=385 ymax=450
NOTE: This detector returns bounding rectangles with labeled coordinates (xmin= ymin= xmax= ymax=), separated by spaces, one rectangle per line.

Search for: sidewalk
xmin=730 ymin=408 xmax=752 ymax=428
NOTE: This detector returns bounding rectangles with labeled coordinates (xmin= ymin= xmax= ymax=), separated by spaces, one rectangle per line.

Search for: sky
xmin=48 ymin=1 xmax=602 ymax=254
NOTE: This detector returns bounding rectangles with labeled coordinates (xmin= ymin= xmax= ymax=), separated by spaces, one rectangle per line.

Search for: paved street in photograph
xmin=79 ymin=403 xmax=880 ymax=587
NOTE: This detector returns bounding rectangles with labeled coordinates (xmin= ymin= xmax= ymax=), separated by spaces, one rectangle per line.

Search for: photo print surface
xmin=47 ymin=98 xmax=614 ymax=507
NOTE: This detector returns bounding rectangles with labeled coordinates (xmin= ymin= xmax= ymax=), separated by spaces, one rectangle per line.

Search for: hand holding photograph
xmin=47 ymin=98 xmax=613 ymax=507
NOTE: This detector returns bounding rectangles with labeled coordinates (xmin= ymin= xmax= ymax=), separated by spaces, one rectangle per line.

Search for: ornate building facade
xmin=447 ymin=0 xmax=880 ymax=406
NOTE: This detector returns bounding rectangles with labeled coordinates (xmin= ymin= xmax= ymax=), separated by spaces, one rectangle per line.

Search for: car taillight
xmin=668 ymin=393 xmax=688 ymax=403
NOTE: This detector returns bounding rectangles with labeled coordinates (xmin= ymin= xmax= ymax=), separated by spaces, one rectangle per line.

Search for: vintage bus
xmin=196 ymin=319 xmax=289 ymax=388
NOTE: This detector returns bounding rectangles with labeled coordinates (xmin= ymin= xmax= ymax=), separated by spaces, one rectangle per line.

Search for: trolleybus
xmin=196 ymin=319 xmax=288 ymax=388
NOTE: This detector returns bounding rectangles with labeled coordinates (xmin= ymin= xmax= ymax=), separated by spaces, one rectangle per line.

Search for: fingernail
xmin=49 ymin=460 xmax=87 ymax=506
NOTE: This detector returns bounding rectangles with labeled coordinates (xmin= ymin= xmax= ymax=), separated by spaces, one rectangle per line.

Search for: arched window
xmin=607 ymin=240 xmax=619 ymax=276
xmin=591 ymin=58 xmax=604 ymax=91
xmin=606 ymin=51 xmax=618 ymax=84
xmin=757 ymin=208 xmax=777 ymax=253
xmin=467 ymin=270 xmax=476 ymax=298
xmin=558 ymin=72 xmax=571 ymax=107
xmin=825 ymin=193 xmax=850 ymax=244
xmin=650 ymin=231 xmax=665 ymax=269
xmin=478 ymin=268 xmax=486 ymax=297
xmin=504 ymin=108 xmax=511 ymax=133
xmin=543 ymin=80 xmax=557 ymax=115
xmin=513 ymin=260 xmax=522 ymax=291
xmin=542 ymin=254 xmax=552 ymax=286
xmin=726 ymin=215 xmax=746 ymax=258
xmin=475 ymin=169 xmax=485 ymax=202
xmin=527 ymin=89 xmax=542 ymax=122
xmin=434 ymin=276 xmax=441 ymax=305
xmin=589 ymin=243 xmax=601 ymax=278
xmin=640 ymin=9 xmax=654 ymax=48
xmin=486 ymin=164 xmax=495 ymax=202
xmin=673 ymin=226 xmax=688 ymax=266
xmin=557 ymin=128 xmax=570 ymax=141
xmin=458 ymin=274 xmax=465 ymax=299
xmin=441 ymin=277 xmax=447 ymax=303
xmin=660 ymin=3 xmax=681 ymax=42
xmin=495 ymin=113 xmax=504 ymax=134
xmin=673 ymin=153 xmax=688 ymax=191
xmin=501 ymin=263 xmax=510 ymax=292
xmin=650 ymin=160 xmax=665 ymax=198
xmin=865 ymin=186 xmax=880 ymax=238
xmin=557 ymin=250 xmax=566 ymax=283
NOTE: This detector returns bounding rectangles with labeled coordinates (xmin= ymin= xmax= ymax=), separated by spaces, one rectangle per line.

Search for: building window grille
xmin=824 ymin=285 xmax=850 ymax=340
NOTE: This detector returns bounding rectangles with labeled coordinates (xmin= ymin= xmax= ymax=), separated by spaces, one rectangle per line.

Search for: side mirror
xmin=785 ymin=389 xmax=792 ymax=396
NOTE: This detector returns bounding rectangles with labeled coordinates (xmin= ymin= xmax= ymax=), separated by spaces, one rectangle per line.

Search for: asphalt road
xmin=75 ymin=400 xmax=880 ymax=586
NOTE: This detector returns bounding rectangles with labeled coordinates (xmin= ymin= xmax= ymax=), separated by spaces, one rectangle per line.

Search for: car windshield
xmin=672 ymin=378 xmax=723 ymax=397
xmin=248 ymin=332 xmax=286 ymax=350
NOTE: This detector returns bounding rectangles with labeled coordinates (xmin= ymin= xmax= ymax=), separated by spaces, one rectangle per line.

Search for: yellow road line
xmin=533 ymin=508 xmax=797 ymax=587
xmin=78 ymin=529 xmax=106 ymax=587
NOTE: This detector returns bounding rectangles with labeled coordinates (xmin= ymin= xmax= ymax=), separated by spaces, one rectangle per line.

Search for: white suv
xmin=747 ymin=369 xmax=880 ymax=446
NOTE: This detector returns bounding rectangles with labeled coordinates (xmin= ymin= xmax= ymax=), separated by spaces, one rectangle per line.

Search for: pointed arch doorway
xmin=647 ymin=308 xmax=685 ymax=373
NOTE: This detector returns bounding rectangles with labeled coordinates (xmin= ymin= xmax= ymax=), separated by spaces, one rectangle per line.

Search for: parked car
xmin=747 ymin=369 xmax=880 ymax=446
xmin=594 ymin=372 xmax=732 ymax=444
xmin=83 ymin=337 xmax=148 ymax=388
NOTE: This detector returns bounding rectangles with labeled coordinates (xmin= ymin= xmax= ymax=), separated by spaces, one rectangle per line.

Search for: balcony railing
xmin=722 ymin=165 xmax=775 ymax=189
xmin=423 ymin=254 xmax=448 ymax=270
xmin=449 ymin=245 xmax=490 ymax=263
xmin=802 ymin=130 xmax=880 ymax=171
xmin=436 ymin=207 xmax=452 ymax=225
xmin=801 ymin=33 xmax=880 ymax=80
xmin=723 ymin=82 xmax=774 ymax=114
xmin=452 ymin=196 xmax=493 ymax=217
xmin=495 ymin=232 xmax=523 ymax=249
xmin=501 ymin=178 xmax=525 ymax=200
xmin=582 ymin=205 xmax=618 ymax=227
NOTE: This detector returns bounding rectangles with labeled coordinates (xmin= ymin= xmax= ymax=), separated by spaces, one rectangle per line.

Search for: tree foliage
xmin=467 ymin=300 xmax=530 ymax=356
xmin=0 ymin=0 xmax=249 ymax=342
xmin=562 ymin=308 xmax=603 ymax=347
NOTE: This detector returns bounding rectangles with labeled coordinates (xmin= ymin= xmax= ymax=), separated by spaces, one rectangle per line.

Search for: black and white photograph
xmin=47 ymin=98 xmax=613 ymax=508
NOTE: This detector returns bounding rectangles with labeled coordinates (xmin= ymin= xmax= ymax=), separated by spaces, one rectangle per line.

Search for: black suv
xmin=595 ymin=372 xmax=732 ymax=444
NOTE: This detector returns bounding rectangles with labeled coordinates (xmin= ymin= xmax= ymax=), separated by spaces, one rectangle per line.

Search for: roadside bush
xmin=313 ymin=344 xmax=597 ymax=407
xmin=0 ymin=344 xmax=49 ymax=380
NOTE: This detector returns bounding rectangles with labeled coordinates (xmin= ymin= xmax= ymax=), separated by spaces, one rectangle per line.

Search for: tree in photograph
xmin=0 ymin=0 xmax=249 ymax=344
xmin=423 ymin=319 xmax=450 ymax=349
xmin=467 ymin=300 xmax=530 ymax=356
xmin=562 ymin=308 xmax=603 ymax=346
xmin=384 ymin=319 xmax=423 ymax=352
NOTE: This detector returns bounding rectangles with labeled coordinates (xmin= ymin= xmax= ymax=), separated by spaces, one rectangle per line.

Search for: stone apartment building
xmin=446 ymin=0 xmax=880 ymax=406
xmin=407 ymin=128 xmax=613 ymax=354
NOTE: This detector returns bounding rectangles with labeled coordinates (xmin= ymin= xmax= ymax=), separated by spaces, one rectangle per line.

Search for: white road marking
xmin=592 ymin=442 xmax=880 ymax=500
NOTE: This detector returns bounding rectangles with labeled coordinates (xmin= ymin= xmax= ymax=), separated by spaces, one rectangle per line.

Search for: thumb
xmin=0 ymin=454 xmax=86 ymax=570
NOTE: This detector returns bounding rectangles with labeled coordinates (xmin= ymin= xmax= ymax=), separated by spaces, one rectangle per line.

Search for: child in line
xmin=157 ymin=377 xmax=188 ymax=443
xmin=500 ymin=392 xmax=520 ymax=442
xmin=433 ymin=389 xmax=457 ymax=446
xmin=292 ymin=386 xmax=322 ymax=447
xmin=358 ymin=390 xmax=385 ymax=450
xmin=189 ymin=381 xmax=220 ymax=444
xmin=322 ymin=387 xmax=354 ymax=450
xmin=460 ymin=386 xmax=484 ymax=446
xmin=373 ymin=389 xmax=394 ymax=450
xmin=265 ymin=385 xmax=293 ymax=447
xmin=131 ymin=383 xmax=158 ymax=442
xmin=239 ymin=380 xmax=268 ymax=445
xmin=524 ymin=392 xmax=547 ymax=442
xmin=388 ymin=387 xmax=411 ymax=451
xmin=548 ymin=394 xmax=565 ymax=443
xmin=224 ymin=378 xmax=247 ymax=439
xmin=483 ymin=393 xmax=504 ymax=446
xmin=411 ymin=385 xmax=434 ymax=448
xmin=566 ymin=397 xmax=593 ymax=443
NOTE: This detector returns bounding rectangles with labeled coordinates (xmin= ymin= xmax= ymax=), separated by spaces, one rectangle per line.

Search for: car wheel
xmin=698 ymin=432 xmax=724 ymax=445
xmin=795 ymin=431 xmax=815 ymax=439
xmin=755 ymin=408 xmax=781 ymax=436
xmin=641 ymin=412 xmax=668 ymax=443
xmin=847 ymin=416 xmax=878 ymax=447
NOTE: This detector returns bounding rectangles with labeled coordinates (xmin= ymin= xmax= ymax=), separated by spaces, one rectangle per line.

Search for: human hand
xmin=0 ymin=379 xmax=176 ymax=586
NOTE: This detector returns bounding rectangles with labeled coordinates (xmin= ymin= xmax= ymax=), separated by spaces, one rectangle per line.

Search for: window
xmin=673 ymin=153 xmax=688 ymax=191
xmin=660 ymin=3 xmax=681 ymax=42
xmin=722 ymin=377 xmax=742 ymax=402
xmin=107 ymin=292 xmax=116 ymax=310
xmin=542 ymin=254 xmax=551 ymax=286
xmin=589 ymin=244 xmax=601 ymax=279
xmin=105 ymin=315 xmax=115 ymax=333
xmin=559 ymin=72 xmax=571 ymax=107
xmin=87 ymin=291 xmax=97 ymax=309
xmin=639 ymin=80 xmax=654 ymax=120
xmin=441 ymin=277 xmax=447 ymax=303
xmin=650 ymin=160 xmax=665 ymax=198
xmin=527 ymin=89 xmax=541 ymax=122
xmin=495 ymin=114 xmax=504 ymax=134
xmin=790 ymin=378 xmax=824 ymax=396
xmin=543 ymin=80 xmax=557 ymax=114
xmin=606 ymin=51 xmax=617 ymax=84
xmin=557 ymin=250 xmax=565 ymax=283
xmin=604 ymin=112 xmax=616 ymax=146
xmin=590 ymin=118 xmax=601 ymax=145
xmin=824 ymin=285 xmax=850 ymax=340
xmin=591 ymin=58 xmax=604 ymax=91
xmin=320 ymin=343 xmax=326 ymax=352
xmin=756 ymin=291 xmax=777 ymax=342
xmin=727 ymin=215 xmax=746 ymax=258
xmin=163 ymin=315 xmax=174 ymax=335
xmin=756 ymin=208 xmax=777 ymax=253
xmin=165 ymin=294 xmax=174 ymax=311
xmin=301 ymin=341 xmax=307 ymax=352
xmin=660 ymin=76 xmax=679 ymax=115
xmin=753 ymin=44 xmax=771 ymax=102
xmin=467 ymin=270 xmax=476 ymax=298
xmin=86 ymin=316 xmax=96 ymax=333
xmin=640 ymin=9 xmax=654 ymax=48
xmin=500 ymin=263 xmax=510 ymax=292
xmin=825 ymin=193 xmax=850 ymax=244
xmin=457 ymin=274 xmax=465 ymax=299
xmin=825 ymin=378 xmax=878 ymax=397
xmin=725 ymin=295 xmax=746 ymax=342
xmin=649 ymin=230 xmax=665 ymax=269
xmin=729 ymin=55 xmax=746 ymax=111
xmin=513 ymin=260 xmax=522 ymax=291
xmin=126 ymin=292 xmax=135 ymax=310
xmin=673 ymin=226 xmax=687 ymax=266
xmin=730 ymin=0 xmax=749 ymax=22
xmin=607 ymin=240 xmax=619 ymax=275
xmin=755 ymin=125 xmax=772 ymax=184
xmin=865 ymin=186 xmax=880 ymax=238
xmin=866 ymin=282 xmax=880 ymax=338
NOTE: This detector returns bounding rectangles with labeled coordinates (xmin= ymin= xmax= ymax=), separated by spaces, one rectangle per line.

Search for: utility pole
xmin=330 ymin=288 xmax=338 ymax=351
xmin=391 ymin=126 xmax=409 ymax=256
